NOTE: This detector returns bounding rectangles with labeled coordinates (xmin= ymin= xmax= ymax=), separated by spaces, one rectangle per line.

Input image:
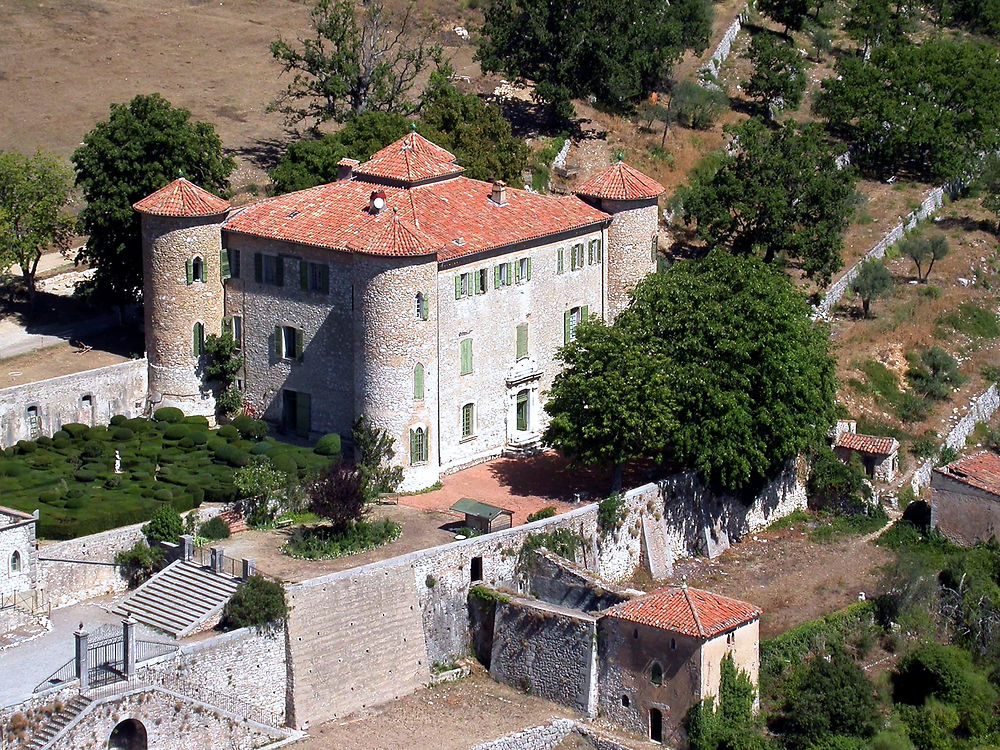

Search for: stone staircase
xmin=218 ymin=508 xmax=248 ymax=534
xmin=503 ymin=436 xmax=543 ymax=458
xmin=112 ymin=560 xmax=240 ymax=638
xmin=28 ymin=695 xmax=91 ymax=750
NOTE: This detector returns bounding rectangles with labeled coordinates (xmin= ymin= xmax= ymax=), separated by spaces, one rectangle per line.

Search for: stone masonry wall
xmin=699 ymin=4 xmax=751 ymax=83
xmin=470 ymin=720 xmax=642 ymax=750
xmin=0 ymin=359 xmax=148 ymax=448
xmin=0 ymin=510 xmax=36 ymax=599
xmin=528 ymin=549 xmax=634 ymax=612
xmin=601 ymin=198 xmax=657 ymax=321
xmin=490 ymin=596 xmax=598 ymax=715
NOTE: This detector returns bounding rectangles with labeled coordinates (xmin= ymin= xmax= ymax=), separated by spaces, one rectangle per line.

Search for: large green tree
xmin=814 ymin=40 xmax=1000 ymax=181
xmin=743 ymin=32 xmax=807 ymax=118
xmin=758 ymin=0 xmax=810 ymax=33
xmin=543 ymin=319 xmax=678 ymax=491
xmin=73 ymin=94 xmax=234 ymax=308
xmin=476 ymin=0 xmax=712 ymax=121
xmin=269 ymin=0 xmax=441 ymax=128
xmin=0 ymin=150 xmax=75 ymax=306
xmin=675 ymin=119 xmax=856 ymax=286
xmin=981 ymin=153 xmax=1000 ymax=233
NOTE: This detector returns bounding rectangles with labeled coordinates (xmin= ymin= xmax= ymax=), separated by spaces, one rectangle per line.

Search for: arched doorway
xmin=108 ymin=719 xmax=147 ymax=750
xmin=649 ymin=707 xmax=663 ymax=744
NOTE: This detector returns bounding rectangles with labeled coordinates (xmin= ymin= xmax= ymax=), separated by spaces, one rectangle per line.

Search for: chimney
xmin=491 ymin=181 xmax=507 ymax=206
xmin=369 ymin=190 xmax=387 ymax=214
xmin=337 ymin=158 xmax=360 ymax=181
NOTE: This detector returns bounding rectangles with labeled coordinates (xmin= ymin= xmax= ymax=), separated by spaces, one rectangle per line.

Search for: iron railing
xmin=33 ymin=657 xmax=76 ymax=693
xmin=135 ymin=637 xmax=180 ymax=663
xmin=32 ymin=635 xmax=179 ymax=693
xmin=0 ymin=589 xmax=50 ymax=617
xmin=187 ymin=545 xmax=242 ymax=579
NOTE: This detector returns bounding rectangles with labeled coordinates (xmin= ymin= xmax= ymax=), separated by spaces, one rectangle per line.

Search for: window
xmin=410 ymin=426 xmax=427 ymax=464
xmin=460 ymin=339 xmax=473 ymax=375
xmin=516 ymin=323 xmax=528 ymax=361
xmin=726 ymin=632 xmax=735 ymax=646
xmin=516 ymin=389 xmax=530 ymax=432
xmin=455 ymin=270 xmax=486 ymax=299
xmin=26 ymin=405 xmax=40 ymax=439
xmin=571 ymin=243 xmax=585 ymax=270
xmin=589 ymin=238 xmax=603 ymax=264
xmin=415 ymin=292 xmax=429 ymax=321
xmin=461 ymin=403 xmax=475 ymax=438
xmin=669 ymin=637 xmax=677 ymax=650
xmin=470 ymin=556 xmax=483 ymax=582
xmin=231 ymin=315 xmax=243 ymax=349
xmin=414 ymin=363 xmax=425 ymax=399
xmin=515 ymin=257 xmax=532 ymax=283
xmin=621 ymin=695 xmax=630 ymax=708
xmin=186 ymin=256 xmax=205 ymax=284
xmin=495 ymin=262 xmax=514 ymax=288
xmin=651 ymin=235 xmax=659 ymax=262
xmin=81 ymin=394 xmax=92 ymax=408
xmin=557 ymin=247 xmax=565 ymax=274
xmin=255 ymin=253 xmax=284 ymax=286
xmin=300 ymin=260 xmax=330 ymax=294
xmin=651 ymin=662 xmax=663 ymax=686
xmin=192 ymin=322 xmax=205 ymax=357
xmin=564 ymin=306 xmax=588 ymax=344
xmin=274 ymin=325 xmax=303 ymax=361
xmin=10 ymin=550 xmax=21 ymax=573
xmin=222 ymin=245 xmax=239 ymax=280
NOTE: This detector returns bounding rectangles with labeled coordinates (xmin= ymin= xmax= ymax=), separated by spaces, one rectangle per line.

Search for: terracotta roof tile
xmin=575 ymin=160 xmax=664 ymax=202
xmin=133 ymin=178 xmax=230 ymax=217
xmin=934 ymin=450 xmax=1000 ymax=497
xmin=836 ymin=433 xmax=899 ymax=456
xmin=347 ymin=210 xmax=441 ymax=256
xmin=353 ymin=132 xmax=463 ymax=184
xmin=602 ymin=586 xmax=760 ymax=638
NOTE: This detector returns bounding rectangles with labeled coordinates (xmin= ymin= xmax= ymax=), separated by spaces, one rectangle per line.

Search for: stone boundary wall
xmin=284 ymin=462 xmax=805 ymax=727
xmin=699 ymin=4 xmax=751 ymax=83
xmin=470 ymin=719 xmax=640 ymax=750
xmin=911 ymin=384 xmax=1000 ymax=492
xmin=528 ymin=550 xmax=636 ymax=612
xmin=38 ymin=506 xmax=222 ymax=609
xmin=0 ymin=359 xmax=148 ymax=448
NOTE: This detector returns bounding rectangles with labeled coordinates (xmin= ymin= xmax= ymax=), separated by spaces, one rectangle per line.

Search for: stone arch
xmin=108 ymin=718 xmax=147 ymax=750
xmin=650 ymin=661 xmax=663 ymax=686
xmin=10 ymin=550 xmax=21 ymax=573
xmin=191 ymin=255 xmax=205 ymax=282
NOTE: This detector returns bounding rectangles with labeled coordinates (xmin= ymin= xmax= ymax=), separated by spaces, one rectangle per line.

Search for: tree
xmin=544 ymin=319 xmax=678 ymax=492
xmin=203 ymin=331 xmax=244 ymax=417
xmin=617 ymin=252 xmax=838 ymax=493
xmin=114 ymin=541 xmax=166 ymax=588
xmin=844 ymin=0 xmax=898 ymax=54
xmin=669 ymin=80 xmax=729 ymax=131
xmin=808 ymin=445 xmax=873 ymax=514
xmin=744 ymin=32 xmax=807 ymax=117
xmin=73 ymin=94 xmax=234 ymax=308
xmin=308 ymin=463 xmax=366 ymax=530
xmin=269 ymin=0 xmax=441 ymax=129
xmin=814 ymin=40 xmax=1000 ymax=181
xmin=0 ymin=151 xmax=75 ymax=307
xmin=850 ymin=259 xmax=893 ymax=317
xmin=221 ymin=575 xmax=288 ymax=630
xmin=901 ymin=233 xmax=949 ymax=283
xmin=981 ymin=153 xmax=1000 ymax=233
xmin=906 ymin=347 xmax=965 ymax=400
xmin=352 ymin=415 xmax=403 ymax=501
xmin=476 ymin=0 xmax=712 ymax=121
xmin=758 ymin=0 xmax=810 ymax=33
xmin=676 ymin=119 xmax=856 ymax=286
xmin=142 ymin=504 xmax=183 ymax=544
xmin=233 ymin=457 xmax=289 ymax=527
xmin=687 ymin=654 xmax=763 ymax=750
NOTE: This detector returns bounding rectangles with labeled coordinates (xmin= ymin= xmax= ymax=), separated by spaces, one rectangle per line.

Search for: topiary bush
xmin=232 ymin=416 xmax=268 ymax=440
xmin=216 ymin=424 xmax=239 ymax=440
xmin=153 ymin=407 xmax=185 ymax=423
xmin=221 ymin=575 xmax=288 ymax=630
xmin=153 ymin=487 xmax=173 ymax=502
xmin=183 ymin=415 xmax=210 ymax=428
xmin=314 ymin=433 xmax=342 ymax=456
xmin=15 ymin=440 xmax=37 ymax=454
xmin=163 ymin=423 xmax=189 ymax=441
xmin=52 ymin=430 xmax=70 ymax=441
xmin=73 ymin=468 xmax=97 ymax=482
xmin=36 ymin=436 xmax=53 ymax=447
xmin=61 ymin=423 xmax=89 ymax=438
xmin=188 ymin=431 xmax=208 ymax=446
xmin=110 ymin=414 xmax=127 ymax=426
xmin=214 ymin=443 xmax=250 ymax=468
xmin=142 ymin=504 xmax=183 ymax=543
xmin=198 ymin=515 xmax=231 ymax=541
xmin=112 ymin=427 xmax=135 ymax=441
xmin=269 ymin=452 xmax=298 ymax=474
xmin=83 ymin=426 xmax=112 ymax=441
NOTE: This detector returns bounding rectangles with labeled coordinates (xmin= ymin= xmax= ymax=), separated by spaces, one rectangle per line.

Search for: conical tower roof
xmin=575 ymin=160 xmax=664 ymax=201
xmin=133 ymin=177 xmax=230 ymax=217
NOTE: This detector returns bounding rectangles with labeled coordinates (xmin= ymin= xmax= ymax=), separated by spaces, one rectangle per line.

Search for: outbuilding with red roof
xmin=932 ymin=450 xmax=1000 ymax=546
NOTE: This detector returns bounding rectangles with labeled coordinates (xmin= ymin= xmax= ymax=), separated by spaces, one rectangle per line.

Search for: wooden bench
xmin=275 ymin=518 xmax=294 ymax=529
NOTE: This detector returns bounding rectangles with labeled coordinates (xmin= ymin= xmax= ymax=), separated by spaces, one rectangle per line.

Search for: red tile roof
xmin=602 ymin=585 xmax=760 ymax=638
xmin=836 ymin=433 xmax=899 ymax=456
xmin=133 ymin=178 xmax=230 ymax=217
xmin=353 ymin=132 xmax=464 ymax=184
xmin=575 ymin=160 xmax=665 ymax=202
xmin=223 ymin=136 xmax=610 ymax=259
xmin=934 ymin=450 xmax=1000 ymax=497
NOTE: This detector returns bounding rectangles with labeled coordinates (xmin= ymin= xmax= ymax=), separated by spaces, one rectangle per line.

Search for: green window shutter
xmin=564 ymin=311 xmax=571 ymax=344
xmin=474 ymin=272 xmax=482 ymax=295
xmin=300 ymin=260 xmax=309 ymax=291
xmin=414 ymin=363 xmax=424 ymax=399
xmin=192 ymin=324 xmax=199 ymax=355
xmin=276 ymin=256 xmax=285 ymax=286
xmin=596 ymin=239 xmax=603 ymax=263
xmin=494 ymin=265 xmax=501 ymax=289
xmin=588 ymin=241 xmax=594 ymax=265
xmin=516 ymin=323 xmax=527 ymax=360
xmin=254 ymin=253 xmax=263 ymax=283
xmin=460 ymin=339 xmax=473 ymax=375
xmin=506 ymin=262 xmax=513 ymax=286
xmin=273 ymin=326 xmax=282 ymax=359
xmin=185 ymin=259 xmax=193 ymax=285
xmin=582 ymin=305 xmax=589 ymax=323
xmin=514 ymin=260 xmax=521 ymax=284
xmin=420 ymin=293 xmax=429 ymax=320
xmin=455 ymin=275 xmax=462 ymax=299
xmin=295 ymin=328 xmax=304 ymax=361
xmin=296 ymin=392 xmax=311 ymax=437
xmin=651 ymin=235 xmax=658 ymax=262
xmin=320 ymin=264 xmax=330 ymax=294
xmin=220 ymin=248 xmax=230 ymax=280
xmin=527 ymin=258 xmax=532 ymax=280
xmin=557 ymin=248 xmax=564 ymax=274
xmin=222 ymin=316 xmax=233 ymax=337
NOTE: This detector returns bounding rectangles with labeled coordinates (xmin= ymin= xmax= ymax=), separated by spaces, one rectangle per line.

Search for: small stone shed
xmin=450 ymin=498 xmax=513 ymax=534
xmin=833 ymin=420 xmax=899 ymax=482
xmin=931 ymin=450 xmax=1000 ymax=546
xmin=0 ymin=505 xmax=37 ymax=600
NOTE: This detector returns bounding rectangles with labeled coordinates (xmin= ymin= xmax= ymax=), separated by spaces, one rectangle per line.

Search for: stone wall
xmin=0 ymin=508 xmax=36 ymax=599
xmin=0 ymin=359 xmax=148 ymax=448
xmin=699 ymin=4 xmax=750 ymax=83
xmin=50 ymin=688 xmax=285 ymax=750
xmin=470 ymin=720 xmax=642 ymax=750
xmin=527 ymin=549 xmax=634 ymax=612
xmin=601 ymin=199 xmax=657 ymax=320
xmin=489 ymin=596 xmax=598 ymax=716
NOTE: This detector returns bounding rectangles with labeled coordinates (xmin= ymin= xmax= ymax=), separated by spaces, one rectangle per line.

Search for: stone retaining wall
xmin=699 ymin=4 xmax=751 ymax=83
xmin=470 ymin=719 xmax=640 ymax=750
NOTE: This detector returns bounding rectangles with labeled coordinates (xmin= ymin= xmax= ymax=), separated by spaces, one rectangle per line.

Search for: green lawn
xmin=0 ymin=412 xmax=335 ymax=539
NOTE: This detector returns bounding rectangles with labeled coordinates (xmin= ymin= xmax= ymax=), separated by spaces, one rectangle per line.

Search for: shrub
xmin=183 ymin=415 xmax=210 ymax=427
xmin=83 ymin=426 xmax=111 ymax=441
xmin=251 ymin=440 xmax=274 ymax=455
xmin=153 ymin=407 xmax=184 ymax=423
xmin=143 ymin=504 xmax=183 ymax=543
xmin=232 ymin=416 xmax=267 ymax=440
xmin=115 ymin=541 xmax=165 ymax=587
xmin=82 ymin=442 xmax=106 ymax=459
xmin=61 ymin=423 xmax=89 ymax=438
xmin=269 ymin=452 xmax=298 ymax=474
xmin=111 ymin=427 xmax=135 ymax=441
xmin=216 ymin=424 xmax=239 ymax=440
xmin=671 ymin=79 xmax=728 ymax=129
xmin=221 ymin=575 xmax=288 ymax=630
xmin=188 ymin=431 xmax=208 ymax=446
xmin=187 ymin=485 xmax=205 ymax=505
xmin=214 ymin=443 xmax=250 ymax=468
xmin=124 ymin=418 xmax=150 ymax=433
xmin=110 ymin=414 xmax=127 ymax=426
xmin=198 ymin=515 xmax=231 ymax=541
xmin=153 ymin=487 xmax=173 ymax=502
xmin=906 ymin=347 xmax=965 ymax=400
xmin=38 ymin=489 xmax=61 ymax=504
xmin=808 ymin=447 xmax=872 ymax=515
xmin=308 ymin=464 xmax=366 ymax=531
xmin=52 ymin=430 xmax=70 ymax=441
xmin=314 ymin=433 xmax=342 ymax=456
xmin=284 ymin=519 xmax=401 ymax=559
xmin=73 ymin=468 xmax=97 ymax=482
xmin=205 ymin=483 xmax=238 ymax=504
xmin=526 ymin=506 xmax=557 ymax=523
xmin=598 ymin=493 xmax=626 ymax=532
xmin=163 ymin=423 xmax=189 ymax=441
xmin=15 ymin=440 xmax=37 ymax=454
xmin=36 ymin=436 xmax=53 ymax=447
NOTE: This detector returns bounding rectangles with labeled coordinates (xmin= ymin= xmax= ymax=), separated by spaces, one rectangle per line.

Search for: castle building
xmin=135 ymin=133 xmax=663 ymax=490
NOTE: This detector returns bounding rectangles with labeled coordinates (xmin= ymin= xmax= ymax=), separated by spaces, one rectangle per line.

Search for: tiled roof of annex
xmin=603 ymin=585 xmax=760 ymax=639
xmin=836 ymin=433 xmax=899 ymax=456
xmin=133 ymin=178 xmax=231 ymax=217
xmin=575 ymin=160 xmax=665 ymax=201
xmin=934 ymin=450 xmax=1000 ymax=498
xmin=221 ymin=134 xmax=622 ymax=260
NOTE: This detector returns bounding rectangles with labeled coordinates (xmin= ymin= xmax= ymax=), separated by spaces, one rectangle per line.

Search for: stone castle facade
xmin=135 ymin=133 xmax=663 ymax=490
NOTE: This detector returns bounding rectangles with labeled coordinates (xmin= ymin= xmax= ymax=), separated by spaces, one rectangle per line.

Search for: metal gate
xmin=88 ymin=635 xmax=124 ymax=687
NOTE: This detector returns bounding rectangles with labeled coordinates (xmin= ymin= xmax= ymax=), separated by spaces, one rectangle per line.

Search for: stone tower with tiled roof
xmin=576 ymin=160 xmax=664 ymax=319
xmin=135 ymin=178 xmax=230 ymax=417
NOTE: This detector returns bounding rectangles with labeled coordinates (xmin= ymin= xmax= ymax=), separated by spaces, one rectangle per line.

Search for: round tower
xmin=351 ymin=212 xmax=441 ymax=492
xmin=575 ymin=160 xmax=665 ymax=320
xmin=134 ymin=178 xmax=230 ymax=418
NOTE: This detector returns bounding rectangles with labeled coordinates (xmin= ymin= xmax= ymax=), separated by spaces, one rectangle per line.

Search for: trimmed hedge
xmin=153 ymin=407 xmax=184 ymax=423
xmin=315 ymin=433 xmax=342 ymax=456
